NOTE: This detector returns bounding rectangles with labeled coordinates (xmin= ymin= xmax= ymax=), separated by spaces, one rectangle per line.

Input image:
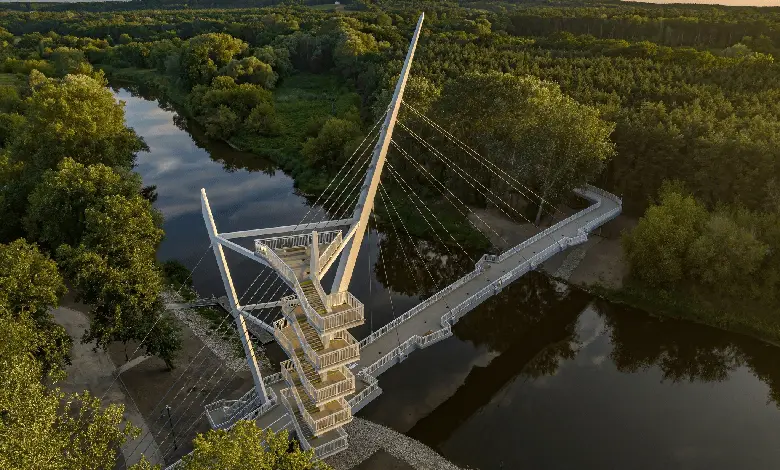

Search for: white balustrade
xmin=318 ymin=232 xmax=343 ymax=270
xmin=314 ymin=428 xmax=349 ymax=459
xmin=287 ymin=383 xmax=352 ymax=435
xmin=255 ymin=230 xmax=342 ymax=251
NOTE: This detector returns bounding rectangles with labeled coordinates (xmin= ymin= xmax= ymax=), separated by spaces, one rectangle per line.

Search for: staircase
xmin=258 ymin=236 xmax=361 ymax=438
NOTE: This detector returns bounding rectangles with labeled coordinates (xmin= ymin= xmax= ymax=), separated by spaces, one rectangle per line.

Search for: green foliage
xmin=0 ymin=311 xmax=139 ymax=470
xmin=0 ymin=239 xmax=70 ymax=374
xmin=14 ymin=73 xmax=146 ymax=172
xmin=301 ymin=116 xmax=361 ymax=168
xmin=434 ymin=72 xmax=615 ymax=223
xmin=221 ymin=56 xmax=278 ymax=88
xmin=180 ymin=33 xmax=248 ymax=87
xmin=25 ymin=158 xmax=143 ymax=250
xmin=623 ymin=183 xmax=709 ymax=287
xmin=181 ymin=421 xmax=330 ymax=470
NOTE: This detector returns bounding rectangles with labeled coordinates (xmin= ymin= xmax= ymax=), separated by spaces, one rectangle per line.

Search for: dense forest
xmin=1 ymin=0 xmax=780 ymax=467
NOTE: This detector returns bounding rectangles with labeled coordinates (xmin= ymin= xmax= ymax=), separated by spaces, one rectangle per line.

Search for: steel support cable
xmin=330 ymin=151 xmax=374 ymax=221
xmin=389 ymin=139 xmax=505 ymax=251
xmin=161 ymin=336 xmax=264 ymax=462
xmin=378 ymin=183 xmax=439 ymax=288
xmin=401 ymin=100 xmax=561 ymax=219
xmin=384 ymin=164 xmax=452 ymax=256
xmin=126 ymin=307 xmax=238 ymax=460
xmin=99 ymin=244 xmax=213 ymax=402
xmin=294 ymin=113 xmax=387 ymax=228
xmin=394 ymin=129 xmax=540 ymax=266
xmin=131 ymin=269 xmax=277 ymax=459
xmin=142 ymin=271 xmax=276 ymax=461
xmin=136 ymin=350 xmax=231 ymax=460
xmin=399 ymin=119 xmax=565 ymax=240
xmin=398 ymin=121 xmax=534 ymax=227
xmin=153 ymin=359 xmax=236 ymax=460
xmin=384 ymin=159 xmax=467 ymax=260
xmin=397 ymin=124 xmax=556 ymax=261
xmin=399 ymin=122 xmax=569 ymax=250
xmin=315 ymin=132 xmax=379 ymax=222
xmin=372 ymin=209 xmax=402 ymax=351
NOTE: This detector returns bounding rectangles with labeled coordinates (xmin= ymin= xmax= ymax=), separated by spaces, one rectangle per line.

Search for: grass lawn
xmin=233 ymin=72 xmax=360 ymax=159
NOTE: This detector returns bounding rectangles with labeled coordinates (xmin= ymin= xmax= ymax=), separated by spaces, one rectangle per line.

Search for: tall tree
xmin=180 ymin=421 xmax=330 ymax=470
xmin=434 ymin=72 xmax=615 ymax=224
xmin=0 ymin=239 xmax=70 ymax=374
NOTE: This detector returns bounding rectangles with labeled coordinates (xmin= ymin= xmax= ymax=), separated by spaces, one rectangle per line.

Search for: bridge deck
xmin=205 ymin=186 xmax=620 ymax=460
xmin=345 ymin=186 xmax=621 ymax=413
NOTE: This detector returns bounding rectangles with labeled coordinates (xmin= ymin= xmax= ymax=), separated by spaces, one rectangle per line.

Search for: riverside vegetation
xmin=0 ymin=0 xmax=779 ymax=467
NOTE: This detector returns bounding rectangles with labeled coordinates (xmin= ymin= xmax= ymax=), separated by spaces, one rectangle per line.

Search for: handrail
xmin=316 ymin=330 xmax=360 ymax=369
xmin=313 ymin=428 xmax=349 ymax=459
xmin=256 ymin=230 xmax=341 ymax=250
xmin=359 ymin=186 xmax=622 ymax=349
xmin=287 ymin=381 xmax=351 ymax=435
xmin=256 ymin=242 xmax=327 ymax=335
xmin=318 ymin=232 xmax=343 ymax=272
xmin=282 ymin=359 xmax=355 ymax=404
xmin=280 ymin=389 xmax=311 ymax=451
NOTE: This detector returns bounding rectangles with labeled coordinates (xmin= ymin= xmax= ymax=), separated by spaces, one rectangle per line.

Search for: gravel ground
xmin=553 ymin=243 xmax=590 ymax=281
xmin=162 ymin=291 xmax=271 ymax=373
xmin=326 ymin=418 xmax=463 ymax=470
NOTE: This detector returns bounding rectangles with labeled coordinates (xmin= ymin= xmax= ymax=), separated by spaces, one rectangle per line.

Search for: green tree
xmin=0 ymin=74 xmax=146 ymax=240
xmin=435 ymin=72 xmax=615 ymax=224
xmin=623 ymin=183 xmax=709 ymax=287
xmin=0 ymin=239 xmax=70 ymax=374
xmin=0 ymin=310 xmax=139 ymax=469
xmin=180 ymin=33 xmax=247 ymax=87
xmin=56 ymin=194 xmax=179 ymax=367
xmin=180 ymin=421 xmax=330 ymax=470
xmin=25 ymin=158 xmax=143 ymax=251
xmin=687 ymin=212 xmax=769 ymax=292
xmin=301 ymin=116 xmax=361 ymax=168
xmin=221 ymin=56 xmax=277 ymax=89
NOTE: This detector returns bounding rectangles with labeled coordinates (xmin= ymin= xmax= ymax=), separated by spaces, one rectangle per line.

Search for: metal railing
xmin=358 ymin=265 xmax=484 ymax=348
xmin=315 ymin=330 xmax=360 ymax=369
xmin=314 ymin=428 xmax=349 ymax=459
xmin=255 ymin=230 xmax=341 ymax=250
xmin=287 ymin=381 xmax=352 ymax=436
xmin=318 ymin=232 xmax=343 ymax=271
xmin=282 ymin=359 xmax=355 ymax=405
xmin=347 ymin=372 xmax=379 ymax=410
xmin=359 ymin=185 xmax=622 ymax=350
xmin=280 ymin=389 xmax=312 ymax=451
xmin=357 ymin=186 xmax=623 ymax=388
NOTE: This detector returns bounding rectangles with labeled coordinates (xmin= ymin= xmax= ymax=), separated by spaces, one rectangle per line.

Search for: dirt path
xmin=53 ymin=306 xmax=164 ymax=468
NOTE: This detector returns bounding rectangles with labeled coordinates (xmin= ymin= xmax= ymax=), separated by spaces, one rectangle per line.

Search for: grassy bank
xmin=589 ymin=281 xmax=780 ymax=347
xmin=103 ymin=65 xmax=491 ymax=251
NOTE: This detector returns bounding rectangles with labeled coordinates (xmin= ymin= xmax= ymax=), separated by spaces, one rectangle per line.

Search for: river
xmin=118 ymin=87 xmax=780 ymax=470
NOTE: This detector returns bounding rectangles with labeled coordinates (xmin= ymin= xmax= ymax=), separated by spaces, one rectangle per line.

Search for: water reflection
xmin=361 ymin=272 xmax=780 ymax=469
xmin=117 ymin=86 xmax=780 ymax=469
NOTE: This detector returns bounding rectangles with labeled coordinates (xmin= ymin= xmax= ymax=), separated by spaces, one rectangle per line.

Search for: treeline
xmin=0 ymin=65 xmax=182 ymax=368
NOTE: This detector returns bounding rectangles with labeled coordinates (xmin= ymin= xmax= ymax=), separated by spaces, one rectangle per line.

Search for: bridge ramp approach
xmin=347 ymin=185 xmax=622 ymax=411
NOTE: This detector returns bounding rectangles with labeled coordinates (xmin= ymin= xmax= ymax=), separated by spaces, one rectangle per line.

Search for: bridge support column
xmin=201 ymin=189 xmax=268 ymax=406
xmin=310 ymin=230 xmax=320 ymax=278
xmin=331 ymin=13 xmax=425 ymax=294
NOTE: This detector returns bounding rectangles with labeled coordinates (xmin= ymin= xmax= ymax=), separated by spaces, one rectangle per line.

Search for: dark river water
xmin=118 ymin=87 xmax=780 ymax=470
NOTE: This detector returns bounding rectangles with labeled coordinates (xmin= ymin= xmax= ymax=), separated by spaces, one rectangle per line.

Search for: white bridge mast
xmin=330 ymin=13 xmax=425 ymax=294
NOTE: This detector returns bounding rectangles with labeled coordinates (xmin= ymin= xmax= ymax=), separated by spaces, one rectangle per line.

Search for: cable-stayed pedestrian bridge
xmin=162 ymin=12 xmax=622 ymax=467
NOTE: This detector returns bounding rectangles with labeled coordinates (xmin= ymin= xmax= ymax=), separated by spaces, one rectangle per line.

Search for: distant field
xmin=309 ymin=3 xmax=346 ymax=11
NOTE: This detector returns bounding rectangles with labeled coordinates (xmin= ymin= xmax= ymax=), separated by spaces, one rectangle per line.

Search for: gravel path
xmin=326 ymin=418 xmax=463 ymax=470
xmin=162 ymin=292 xmax=270 ymax=373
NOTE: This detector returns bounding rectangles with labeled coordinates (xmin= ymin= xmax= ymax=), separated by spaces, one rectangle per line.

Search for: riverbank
xmin=544 ymin=214 xmax=780 ymax=348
